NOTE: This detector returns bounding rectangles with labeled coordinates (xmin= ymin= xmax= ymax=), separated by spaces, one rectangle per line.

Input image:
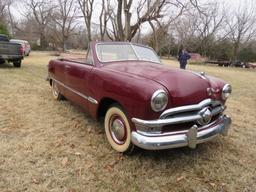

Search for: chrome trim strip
xmin=88 ymin=96 xmax=98 ymax=104
xmin=132 ymin=114 xmax=202 ymax=128
xmin=136 ymin=117 xmax=220 ymax=137
xmin=51 ymin=78 xmax=98 ymax=105
xmin=131 ymin=115 xmax=231 ymax=150
xmin=160 ymin=99 xmax=211 ymax=119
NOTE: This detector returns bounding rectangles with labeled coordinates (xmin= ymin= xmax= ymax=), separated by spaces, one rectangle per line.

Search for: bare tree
xmin=77 ymin=0 xmax=94 ymax=42
xmin=99 ymin=0 xmax=110 ymax=41
xmin=0 ymin=1 xmax=8 ymax=22
xmin=25 ymin=0 xmax=54 ymax=48
xmin=148 ymin=0 xmax=187 ymax=53
xmin=192 ymin=3 xmax=225 ymax=56
xmin=54 ymin=0 xmax=77 ymax=51
xmin=226 ymin=1 xmax=256 ymax=60
xmin=105 ymin=0 xmax=173 ymax=41
xmin=7 ymin=0 xmax=15 ymax=36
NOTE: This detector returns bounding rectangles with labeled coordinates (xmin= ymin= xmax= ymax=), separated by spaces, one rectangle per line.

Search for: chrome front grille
xmin=132 ymin=99 xmax=225 ymax=135
xmin=160 ymin=99 xmax=223 ymax=120
xmin=159 ymin=99 xmax=224 ymax=129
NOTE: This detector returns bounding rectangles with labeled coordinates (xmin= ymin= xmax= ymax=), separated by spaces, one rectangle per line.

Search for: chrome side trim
xmin=88 ymin=96 xmax=98 ymax=104
xmin=131 ymin=115 xmax=231 ymax=150
xmin=51 ymin=78 xmax=98 ymax=105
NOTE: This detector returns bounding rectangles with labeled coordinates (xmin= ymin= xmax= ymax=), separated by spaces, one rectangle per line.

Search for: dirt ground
xmin=0 ymin=51 xmax=255 ymax=192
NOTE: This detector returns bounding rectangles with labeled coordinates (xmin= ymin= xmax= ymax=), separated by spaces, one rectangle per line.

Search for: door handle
xmin=65 ymin=65 xmax=71 ymax=69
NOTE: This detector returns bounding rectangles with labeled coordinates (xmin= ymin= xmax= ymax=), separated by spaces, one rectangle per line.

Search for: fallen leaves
xmin=84 ymin=160 xmax=94 ymax=169
xmin=176 ymin=176 xmax=185 ymax=182
xmin=31 ymin=177 xmax=40 ymax=184
xmin=74 ymin=152 xmax=81 ymax=156
xmin=210 ymin=182 xmax=216 ymax=187
xmin=62 ymin=157 xmax=69 ymax=167
xmin=55 ymin=138 xmax=65 ymax=148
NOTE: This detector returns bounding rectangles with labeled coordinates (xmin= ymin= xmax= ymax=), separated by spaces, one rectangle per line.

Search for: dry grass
xmin=0 ymin=52 xmax=255 ymax=192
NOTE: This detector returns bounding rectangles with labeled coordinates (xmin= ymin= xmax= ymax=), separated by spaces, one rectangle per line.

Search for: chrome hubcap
xmin=110 ymin=118 xmax=125 ymax=144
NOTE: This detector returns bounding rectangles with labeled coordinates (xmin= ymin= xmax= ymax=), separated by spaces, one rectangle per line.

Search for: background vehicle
xmin=10 ymin=39 xmax=31 ymax=56
xmin=0 ymin=34 xmax=23 ymax=67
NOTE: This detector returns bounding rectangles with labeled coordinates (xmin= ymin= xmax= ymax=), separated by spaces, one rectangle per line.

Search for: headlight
xmin=151 ymin=90 xmax=168 ymax=112
xmin=222 ymin=84 xmax=232 ymax=100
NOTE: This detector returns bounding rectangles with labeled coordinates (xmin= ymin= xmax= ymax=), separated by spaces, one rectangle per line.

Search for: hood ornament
xmin=200 ymin=71 xmax=206 ymax=76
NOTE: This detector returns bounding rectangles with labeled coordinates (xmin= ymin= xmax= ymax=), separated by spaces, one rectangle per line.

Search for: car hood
xmin=104 ymin=61 xmax=222 ymax=107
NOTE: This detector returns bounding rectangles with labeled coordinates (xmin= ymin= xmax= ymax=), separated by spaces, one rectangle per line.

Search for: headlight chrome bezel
xmin=222 ymin=84 xmax=232 ymax=100
xmin=151 ymin=89 xmax=168 ymax=112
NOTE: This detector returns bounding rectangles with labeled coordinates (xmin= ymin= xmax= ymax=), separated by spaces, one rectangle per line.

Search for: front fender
xmin=90 ymin=68 xmax=166 ymax=122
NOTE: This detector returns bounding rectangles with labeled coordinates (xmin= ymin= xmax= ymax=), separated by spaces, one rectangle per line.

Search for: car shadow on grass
xmin=0 ymin=62 xmax=15 ymax=68
xmin=130 ymin=137 xmax=227 ymax=163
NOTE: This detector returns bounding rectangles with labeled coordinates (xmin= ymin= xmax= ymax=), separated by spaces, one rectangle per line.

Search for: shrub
xmin=0 ymin=22 xmax=10 ymax=37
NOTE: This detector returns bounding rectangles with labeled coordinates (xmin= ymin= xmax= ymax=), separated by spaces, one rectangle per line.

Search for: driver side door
xmin=64 ymin=48 xmax=94 ymax=110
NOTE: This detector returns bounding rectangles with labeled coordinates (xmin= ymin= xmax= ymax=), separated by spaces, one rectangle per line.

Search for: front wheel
xmin=104 ymin=105 xmax=134 ymax=154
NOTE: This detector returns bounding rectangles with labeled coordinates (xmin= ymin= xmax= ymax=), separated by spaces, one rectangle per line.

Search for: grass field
xmin=0 ymin=51 xmax=255 ymax=192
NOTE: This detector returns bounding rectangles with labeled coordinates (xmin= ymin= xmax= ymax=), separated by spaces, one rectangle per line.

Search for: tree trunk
xmin=233 ymin=42 xmax=239 ymax=61
xmin=86 ymin=21 xmax=91 ymax=42
xmin=40 ymin=33 xmax=47 ymax=49
xmin=124 ymin=0 xmax=132 ymax=41
xmin=116 ymin=0 xmax=124 ymax=41
xmin=149 ymin=21 xmax=159 ymax=53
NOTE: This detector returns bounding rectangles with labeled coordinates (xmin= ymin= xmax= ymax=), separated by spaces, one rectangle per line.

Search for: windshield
xmin=96 ymin=43 xmax=161 ymax=64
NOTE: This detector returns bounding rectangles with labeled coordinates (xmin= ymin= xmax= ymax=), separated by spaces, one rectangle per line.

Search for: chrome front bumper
xmin=131 ymin=115 xmax=231 ymax=150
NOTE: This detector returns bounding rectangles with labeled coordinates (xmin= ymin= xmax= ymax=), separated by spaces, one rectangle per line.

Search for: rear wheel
xmin=52 ymin=80 xmax=63 ymax=100
xmin=104 ymin=105 xmax=134 ymax=154
xmin=13 ymin=61 xmax=21 ymax=68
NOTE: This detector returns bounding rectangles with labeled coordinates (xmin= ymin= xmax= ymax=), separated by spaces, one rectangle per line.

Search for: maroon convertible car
xmin=47 ymin=42 xmax=232 ymax=154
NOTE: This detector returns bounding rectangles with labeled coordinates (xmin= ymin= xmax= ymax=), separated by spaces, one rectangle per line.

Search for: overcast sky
xmin=10 ymin=0 xmax=246 ymax=19
xmin=10 ymin=0 xmax=253 ymax=35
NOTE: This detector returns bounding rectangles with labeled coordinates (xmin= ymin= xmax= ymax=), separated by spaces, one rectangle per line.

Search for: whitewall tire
xmin=104 ymin=105 xmax=134 ymax=154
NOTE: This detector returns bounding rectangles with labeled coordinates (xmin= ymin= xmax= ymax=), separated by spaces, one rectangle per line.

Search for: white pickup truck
xmin=0 ymin=34 xmax=24 ymax=68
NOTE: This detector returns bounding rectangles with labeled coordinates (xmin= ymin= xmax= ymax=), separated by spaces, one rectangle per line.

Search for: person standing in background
xmin=178 ymin=49 xmax=191 ymax=69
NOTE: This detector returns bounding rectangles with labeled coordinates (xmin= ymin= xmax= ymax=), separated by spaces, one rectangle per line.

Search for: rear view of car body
xmin=10 ymin=39 xmax=31 ymax=56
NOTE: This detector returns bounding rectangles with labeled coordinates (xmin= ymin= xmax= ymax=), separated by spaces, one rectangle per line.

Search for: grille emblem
xmin=197 ymin=107 xmax=212 ymax=126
